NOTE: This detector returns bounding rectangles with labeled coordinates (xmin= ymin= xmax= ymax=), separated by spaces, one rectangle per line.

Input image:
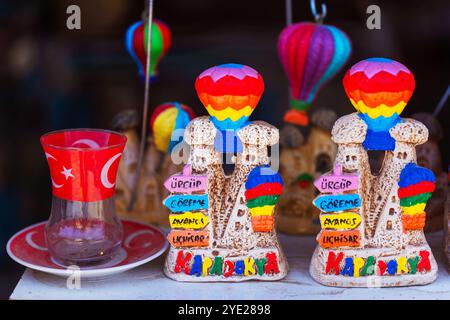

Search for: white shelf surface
xmin=10 ymin=231 xmax=450 ymax=300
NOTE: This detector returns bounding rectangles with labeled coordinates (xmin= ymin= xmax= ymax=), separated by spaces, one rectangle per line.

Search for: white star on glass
xmin=60 ymin=166 xmax=75 ymax=180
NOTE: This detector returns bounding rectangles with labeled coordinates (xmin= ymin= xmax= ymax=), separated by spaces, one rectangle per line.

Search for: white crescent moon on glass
xmin=45 ymin=152 xmax=64 ymax=189
xmin=26 ymin=231 xmax=48 ymax=251
xmin=71 ymin=139 xmax=100 ymax=149
xmin=100 ymin=153 xmax=122 ymax=189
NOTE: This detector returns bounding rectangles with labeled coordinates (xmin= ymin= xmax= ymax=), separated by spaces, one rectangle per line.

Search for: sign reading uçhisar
xmin=314 ymin=165 xmax=359 ymax=194
xmin=164 ymin=165 xmax=207 ymax=193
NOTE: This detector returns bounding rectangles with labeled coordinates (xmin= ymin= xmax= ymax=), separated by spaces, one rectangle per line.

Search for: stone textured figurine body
xmin=310 ymin=58 xmax=438 ymax=287
xmin=163 ymin=64 xmax=288 ymax=281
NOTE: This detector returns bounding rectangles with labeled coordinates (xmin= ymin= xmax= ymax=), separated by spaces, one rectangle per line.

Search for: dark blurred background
xmin=0 ymin=0 xmax=448 ymax=298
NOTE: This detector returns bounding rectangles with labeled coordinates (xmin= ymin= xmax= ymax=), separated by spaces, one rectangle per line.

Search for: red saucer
xmin=7 ymin=219 xmax=168 ymax=278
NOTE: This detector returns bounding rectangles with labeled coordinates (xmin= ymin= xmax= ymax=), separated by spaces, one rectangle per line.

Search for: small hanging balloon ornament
xmin=398 ymin=163 xmax=436 ymax=230
xmin=150 ymin=102 xmax=195 ymax=153
xmin=343 ymin=58 xmax=416 ymax=151
xmin=195 ymin=63 xmax=264 ymax=152
xmin=126 ymin=18 xmax=171 ymax=83
xmin=278 ymin=21 xmax=351 ymax=126
xmin=245 ymin=166 xmax=284 ymax=232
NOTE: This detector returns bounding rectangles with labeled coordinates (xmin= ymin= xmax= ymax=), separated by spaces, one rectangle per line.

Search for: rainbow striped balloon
xmin=343 ymin=58 xmax=416 ymax=150
xmin=149 ymin=102 xmax=195 ymax=153
xmin=195 ymin=63 xmax=264 ymax=152
xmin=245 ymin=166 xmax=284 ymax=232
xmin=126 ymin=19 xmax=171 ymax=82
xmin=398 ymin=163 xmax=436 ymax=230
xmin=278 ymin=22 xmax=351 ymax=126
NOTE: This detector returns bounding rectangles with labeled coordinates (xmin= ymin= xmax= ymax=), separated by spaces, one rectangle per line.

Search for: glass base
xmin=49 ymin=240 xmax=121 ymax=267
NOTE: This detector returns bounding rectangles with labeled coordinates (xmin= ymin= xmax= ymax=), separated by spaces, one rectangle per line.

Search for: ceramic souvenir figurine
xmin=410 ymin=113 xmax=448 ymax=231
xmin=278 ymin=109 xmax=337 ymax=234
xmin=309 ymin=58 xmax=438 ymax=287
xmin=126 ymin=18 xmax=171 ymax=83
xmin=112 ymin=104 xmax=195 ymax=225
xmin=277 ymin=21 xmax=351 ymax=126
xmin=163 ymin=64 xmax=288 ymax=281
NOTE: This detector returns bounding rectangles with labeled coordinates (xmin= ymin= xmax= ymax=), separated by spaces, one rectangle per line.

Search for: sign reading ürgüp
xmin=314 ymin=165 xmax=359 ymax=194
xmin=164 ymin=165 xmax=207 ymax=193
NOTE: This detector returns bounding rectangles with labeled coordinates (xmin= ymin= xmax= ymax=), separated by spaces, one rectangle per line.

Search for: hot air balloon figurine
xmin=343 ymin=58 xmax=415 ymax=151
xmin=309 ymin=58 xmax=438 ymax=287
xmin=126 ymin=18 xmax=171 ymax=83
xmin=245 ymin=166 xmax=284 ymax=232
xmin=163 ymin=64 xmax=288 ymax=282
xmin=278 ymin=19 xmax=351 ymax=126
xmin=112 ymin=103 xmax=195 ymax=226
xmin=195 ymin=63 xmax=264 ymax=152
xmin=398 ymin=163 xmax=436 ymax=231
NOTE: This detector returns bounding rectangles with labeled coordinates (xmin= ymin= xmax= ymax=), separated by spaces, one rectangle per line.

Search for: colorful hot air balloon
xmin=245 ymin=166 xmax=284 ymax=232
xmin=126 ymin=19 xmax=171 ymax=82
xmin=149 ymin=102 xmax=195 ymax=153
xmin=195 ymin=63 xmax=264 ymax=152
xmin=343 ymin=58 xmax=416 ymax=151
xmin=278 ymin=22 xmax=351 ymax=126
xmin=398 ymin=163 xmax=436 ymax=230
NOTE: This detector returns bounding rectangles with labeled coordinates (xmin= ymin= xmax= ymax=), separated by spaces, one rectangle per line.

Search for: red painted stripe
xmin=398 ymin=181 xmax=436 ymax=199
xmin=133 ymin=22 xmax=147 ymax=69
xmin=290 ymin=24 xmax=316 ymax=99
xmin=343 ymin=70 xmax=415 ymax=93
xmin=245 ymin=183 xmax=284 ymax=201
xmin=195 ymin=74 xmax=264 ymax=96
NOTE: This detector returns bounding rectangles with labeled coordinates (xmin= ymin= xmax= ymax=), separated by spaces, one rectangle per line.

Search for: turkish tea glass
xmin=41 ymin=129 xmax=127 ymax=267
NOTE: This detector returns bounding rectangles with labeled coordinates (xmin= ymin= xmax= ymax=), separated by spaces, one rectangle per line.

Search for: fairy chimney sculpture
xmin=309 ymin=58 xmax=438 ymax=287
xmin=163 ymin=64 xmax=288 ymax=281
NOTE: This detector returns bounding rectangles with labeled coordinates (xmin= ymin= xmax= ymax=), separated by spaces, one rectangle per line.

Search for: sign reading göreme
xmin=309 ymin=58 xmax=438 ymax=287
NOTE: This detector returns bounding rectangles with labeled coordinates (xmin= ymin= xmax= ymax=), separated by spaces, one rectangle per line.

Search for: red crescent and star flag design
xmin=41 ymin=129 xmax=127 ymax=202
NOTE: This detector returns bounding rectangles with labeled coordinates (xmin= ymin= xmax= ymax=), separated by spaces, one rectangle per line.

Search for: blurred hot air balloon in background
xmin=278 ymin=22 xmax=351 ymax=126
xmin=195 ymin=63 xmax=265 ymax=152
xmin=126 ymin=18 xmax=172 ymax=83
xmin=245 ymin=166 xmax=284 ymax=232
xmin=398 ymin=163 xmax=436 ymax=230
xmin=343 ymin=58 xmax=416 ymax=151
xmin=150 ymin=102 xmax=195 ymax=153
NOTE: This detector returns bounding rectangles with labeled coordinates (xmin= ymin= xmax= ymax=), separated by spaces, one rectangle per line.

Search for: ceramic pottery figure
xmin=278 ymin=109 xmax=337 ymax=234
xmin=112 ymin=104 xmax=194 ymax=226
xmin=126 ymin=18 xmax=171 ymax=82
xmin=278 ymin=22 xmax=351 ymax=126
xmin=163 ymin=64 xmax=288 ymax=282
xmin=309 ymin=58 xmax=438 ymax=287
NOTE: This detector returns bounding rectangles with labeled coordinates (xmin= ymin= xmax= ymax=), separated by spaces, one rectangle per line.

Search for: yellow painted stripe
xmin=249 ymin=205 xmax=275 ymax=216
xmin=205 ymin=105 xmax=253 ymax=121
xmin=350 ymin=99 xmax=406 ymax=119
xmin=402 ymin=203 xmax=426 ymax=215
xmin=153 ymin=107 xmax=177 ymax=152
